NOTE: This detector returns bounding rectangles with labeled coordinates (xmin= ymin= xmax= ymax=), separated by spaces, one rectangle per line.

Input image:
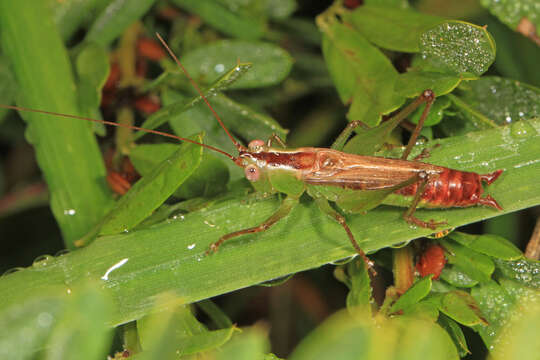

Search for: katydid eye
xmin=244 ymin=164 xmax=260 ymax=181
xmin=248 ymin=139 xmax=265 ymax=151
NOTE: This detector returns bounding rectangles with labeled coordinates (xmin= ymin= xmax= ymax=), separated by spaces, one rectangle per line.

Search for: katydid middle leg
xmin=314 ymin=198 xmax=375 ymax=274
xmin=206 ymin=196 xmax=299 ymax=254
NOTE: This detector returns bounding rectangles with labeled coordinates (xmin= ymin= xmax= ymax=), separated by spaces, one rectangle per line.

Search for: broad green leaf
xmin=395 ymin=71 xmax=467 ymax=99
xmin=391 ymin=317 xmax=459 ymax=360
xmin=0 ymin=0 xmax=113 ymax=248
xmin=45 ymin=285 xmax=112 ymax=360
xmin=471 ymin=279 xmax=540 ymax=348
xmin=390 ymin=276 xmax=432 ymax=313
xmin=130 ymin=143 xmax=229 ymax=198
xmin=491 ymin=299 xmax=540 ymax=360
xmin=214 ymin=328 xmax=270 ymax=360
xmin=440 ymin=240 xmax=495 ymax=283
xmin=98 ymin=135 xmax=203 ymax=235
xmin=454 ymin=77 xmax=540 ymax=125
xmin=136 ymin=63 xmax=253 ymax=139
xmin=0 ymin=296 xmax=65 ymax=359
xmin=344 ymin=5 xmax=444 ymax=52
xmin=439 ymin=290 xmax=487 ymax=326
xmin=0 ymin=119 xmax=538 ymax=326
xmin=494 ymin=258 xmax=540 ymax=288
xmin=289 ymin=310 xmax=457 ymax=360
xmin=48 ymin=0 xmax=104 ymax=41
xmin=419 ymin=21 xmax=496 ymax=76
xmin=320 ymin=21 xmax=402 ymax=126
xmin=449 ymin=232 xmax=522 ymax=260
xmin=171 ymin=0 xmax=266 ymax=40
xmin=83 ymin=0 xmax=157 ymax=46
xmin=409 ymin=96 xmax=452 ymax=126
xmin=181 ymin=41 xmax=293 ymax=89
xmin=440 ymin=266 xmax=478 ymax=288
xmin=481 ymin=0 xmax=540 ymax=33
xmin=138 ymin=297 xmax=236 ymax=358
xmin=438 ymin=314 xmax=470 ymax=357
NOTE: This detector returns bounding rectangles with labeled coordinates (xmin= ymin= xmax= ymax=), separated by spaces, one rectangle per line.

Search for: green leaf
xmin=0 ymin=55 xmax=16 ymax=122
xmin=197 ymin=299 xmax=233 ymax=329
xmin=481 ymin=0 xmax=540 ymax=33
xmin=419 ymin=21 xmax=496 ymax=76
xmin=438 ymin=313 xmax=470 ymax=357
xmin=494 ymin=258 xmax=540 ymax=288
xmin=449 ymin=232 xmax=522 ymax=260
xmin=0 ymin=284 xmax=112 ymax=360
xmin=344 ymin=259 xmax=372 ymax=310
xmin=440 ymin=240 xmax=495 ymax=283
xmin=171 ymin=0 xmax=266 ymax=40
xmin=440 ymin=266 xmax=478 ymax=288
xmin=213 ymin=328 xmax=270 ymax=360
xmin=471 ymin=279 xmax=540 ymax=348
xmin=410 ymin=96 xmax=452 ymax=126
xmin=136 ymin=63 xmax=253 ymax=139
xmin=453 ymin=77 xmax=540 ymax=125
xmin=320 ymin=21 xmax=402 ymax=126
xmin=395 ymin=71 xmax=467 ymax=99
xmin=44 ymin=285 xmax=112 ymax=360
xmin=83 ymin=0 xmax=157 ymax=46
xmin=137 ymin=295 xmax=236 ymax=358
xmin=130 ymin=143 xmax=230 ymax=198
xmin=439 ymin=290 xmax=487 ymax=326
xmin=0 ymin=0 xmax=113 ymax=247
xmin=75 ymin=42 xmax=109 ymax=118
xmin=344 ymin=5 xmax=444 ymax=52
xmin=390 ymin=276 xmax=432 ymax=313
xmin=98 ymin=135 xmax=203 ymax=235
xmin=490 ymin=299 xmax=540 ymax=360
xmin=0 ymin=296 xmax=65 ymax=359
xmin=181 ymin=40 xmax=293 ymax=89
xmin=0 ymin=119 xmax=538 ymax=326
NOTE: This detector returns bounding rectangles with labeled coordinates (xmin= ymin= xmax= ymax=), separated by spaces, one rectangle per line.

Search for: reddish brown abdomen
xmin=396 ymin=169 xmax=502 ymax=210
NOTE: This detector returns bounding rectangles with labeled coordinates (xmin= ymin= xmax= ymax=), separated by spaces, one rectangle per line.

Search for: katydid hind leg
xmin=206 ymin=196 xmax=299 ymax=254
xmin=314 ymin=198 xmax=375 ymax=275
xmin=401 ymin=89 xmax=435 ymax=160
xmin=402 ymin=172 xmax=447 ymax=230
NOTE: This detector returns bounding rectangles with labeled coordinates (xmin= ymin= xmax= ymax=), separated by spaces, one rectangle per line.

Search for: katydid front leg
xmin=206 ymin=196 xmax=299 ymax=254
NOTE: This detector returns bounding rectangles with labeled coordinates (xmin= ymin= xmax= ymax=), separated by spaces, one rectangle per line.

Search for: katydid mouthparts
xmin=0 ymin=34 xmax=503 ymax=273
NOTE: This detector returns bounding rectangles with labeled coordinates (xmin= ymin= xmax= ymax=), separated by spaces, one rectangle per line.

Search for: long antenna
xmin=155 ymin=33 xmax=245 ymax=152
xmin=0 ymin=104 xmax=236 ymax=160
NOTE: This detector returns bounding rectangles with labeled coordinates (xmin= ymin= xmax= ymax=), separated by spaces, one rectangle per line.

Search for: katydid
xmin=0 ymin=34 xmax=503 ymax=270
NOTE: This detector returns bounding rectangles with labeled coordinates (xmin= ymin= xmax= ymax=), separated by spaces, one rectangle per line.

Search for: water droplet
xmin=63 ymin=209 xmax=76 ymax=216
xmin=2 ymin=267 xmax=23 ymax=277
xmin=37 ymin=312 xmax=53 ymax=328
xmin=187 ymin=243 xmax=196 ymax=250
xmin=510 ymin=121 xmax=536 ymax=139
xmin=214 ymin=63 xmax=225 ymax=73
xmin=32 ymin=254 xmax=53 ymax=268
